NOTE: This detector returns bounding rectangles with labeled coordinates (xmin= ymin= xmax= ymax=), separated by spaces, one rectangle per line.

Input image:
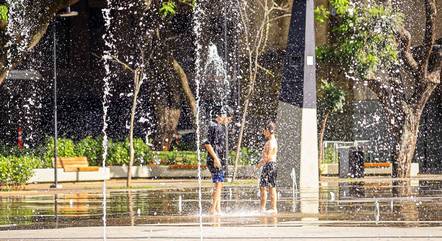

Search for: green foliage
xmin=229 ymin=147 xmax=260 ymax=166
xmin=155 ymin=151 xmax=206 ymax=165
xmin=133 ymin=138 xmax=152 ymax=165
xmin=318 ymin=80 xmax=346 ymax=114
xmin=107 ymin=138 xmax=152 ymax=166
xmin=160 ymin=1 xmax=176 ymax=17
xmin=43 ymin=137 xmax=76 ymax=168
xmin=159 ymin=0 xmax=196 ymax=17
xmin=0 ymin=145 xmax=34 ymax=157
xmin=107 ymin=140 xmax=129 ymax=166
xmin=40 ymin=137 xmax=153 ymax=167
xmin=0 ymin=156 xmax=39 ymax=189
xmin=0 ymin=4 xmax=8 ymax=22
xmin=314 ymin=5 xmax=329 ymax=23
xmin=330 ymin=0 xmax=350 ymax=16
xmin=74 ymin=136 xmax=102 ymax=166
xmin=322 ymin=145 xmax=338 ymax=164
xmin=316 ymin=46 xmax=334 ymax=62
xmin=171 ymin=138 xmax=196 ymax=151
xmin=314 ymin=1 xmax=403 ymax=80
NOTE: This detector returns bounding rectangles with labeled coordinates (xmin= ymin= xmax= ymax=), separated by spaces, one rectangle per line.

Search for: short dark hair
xmin=211 ymin=105 xmax=233 ymax=119
xmin=265 ymin=121 xmax=276 ymax=134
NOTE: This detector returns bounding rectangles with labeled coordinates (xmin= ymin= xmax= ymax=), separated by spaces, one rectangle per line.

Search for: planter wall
xmin=28 ymin=165 xmax=283 ymax=183
xmin=320 ymin=163 xmax=339 ymax=175
xmin=110 ymin=165 xmax=257 ymax=179
xmin=109 ymin=166 xmax=151 ymax=178
xmin=320 ymin=163 xmax=420 ymax=176
xmin=28 ymin=168 xmax=110 ymax=183
xmin=150 ymin=166 xmax=211 ymax=178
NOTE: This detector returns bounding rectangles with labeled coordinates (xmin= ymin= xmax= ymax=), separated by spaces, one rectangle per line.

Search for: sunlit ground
xmin=0 ymin=177 xmax=441 ymax=240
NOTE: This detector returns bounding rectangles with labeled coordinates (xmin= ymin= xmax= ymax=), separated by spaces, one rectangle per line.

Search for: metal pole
xmin=223 ymin=2 xmax=230 ymax=180
xmin=51 ymin=21 xmax=59 ymax=188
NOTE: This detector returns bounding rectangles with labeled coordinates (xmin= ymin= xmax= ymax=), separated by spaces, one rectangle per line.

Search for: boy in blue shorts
xmin=203 ymin=105 xmax=233 ymax=215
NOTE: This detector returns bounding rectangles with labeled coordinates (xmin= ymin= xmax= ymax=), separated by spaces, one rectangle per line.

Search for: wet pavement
xmin=2 ymin=225 xmax=442 ymax=241
xmin=0 ymin=179 xmax=441 ymax=233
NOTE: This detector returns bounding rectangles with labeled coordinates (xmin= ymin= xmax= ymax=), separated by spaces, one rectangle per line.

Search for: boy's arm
xmin=204 ymin=143 xmax=222 ymax=168
xmin=256 ymin=144 xmax=269 ymax=169
xmin=256 ymin=142 xmax=277 ymax=169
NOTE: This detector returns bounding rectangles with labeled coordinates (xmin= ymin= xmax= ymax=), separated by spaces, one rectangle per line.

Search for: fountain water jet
xmin=192 ymin=0 xmax=205 ymax=239
xmin=100 ymin=1 xmax=117 ymax=239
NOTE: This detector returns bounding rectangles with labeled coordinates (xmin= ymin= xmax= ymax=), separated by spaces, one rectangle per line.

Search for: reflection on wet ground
xmin=0 ymin=180 xmax=441 ymax=230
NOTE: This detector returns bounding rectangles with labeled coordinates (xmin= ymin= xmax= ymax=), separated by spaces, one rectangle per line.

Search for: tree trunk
xmin=153 ymin=106 xmax=181 ymax=151
xmin=170 ymin=57 xmax=196 ymax=119
xmin=232 ymin=97 xmax=251 ymax=181
xmin=395 ymin=109 xmax=420 ymax=178
xmin=394 ymin=83 xmax=436 ymax=178
xmin=0 ymin=0 xmax=79 ymax=86
xmin=127 ymin=69 xmax=143 ymax=188
xmin=318 ymin=112 xmax=330 ymax=163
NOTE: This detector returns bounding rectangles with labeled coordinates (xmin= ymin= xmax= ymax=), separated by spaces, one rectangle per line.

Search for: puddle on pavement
xmin=1 ymin=180 xmax=441 ymax=230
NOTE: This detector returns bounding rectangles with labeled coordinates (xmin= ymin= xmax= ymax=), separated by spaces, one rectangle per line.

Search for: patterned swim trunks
xmin=260 ymin=162 xmax=277 ymax=187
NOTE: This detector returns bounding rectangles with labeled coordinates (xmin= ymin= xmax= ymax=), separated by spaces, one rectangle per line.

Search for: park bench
xmin=55 ymin=157 xmax=99 ymax=172
xmin=364 ymin=162 xmax=391 ymax=168
xmin=363 ymin=162 xmax=392 ymax=175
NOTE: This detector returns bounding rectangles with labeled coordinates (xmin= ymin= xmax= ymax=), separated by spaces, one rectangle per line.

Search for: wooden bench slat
xmin=364 ymin=162 xmax=391 ymax=168
xmin=77 ymin=167 xmax=99 ymax=172
xmin=53 ymin=156 xmax=99 ymax=172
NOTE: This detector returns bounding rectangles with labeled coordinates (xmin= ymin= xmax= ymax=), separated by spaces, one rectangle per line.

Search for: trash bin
xmin=338 ymin=147 xmax=351 ymax=178
xmin=391 ymin=155 xmax=398 ymax=178
xmin=349 ymin=146 xmax=365 ymax=178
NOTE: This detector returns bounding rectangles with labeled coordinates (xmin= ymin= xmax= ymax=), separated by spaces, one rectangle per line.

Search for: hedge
xmin=0 ymin=156 xmax=39 ymax=189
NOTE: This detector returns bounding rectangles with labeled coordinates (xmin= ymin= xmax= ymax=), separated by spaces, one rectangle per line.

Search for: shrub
xmin=229 ymin=147 xmax=260 ymax=166
xmin=154 ymin=151 xmax=207 ymax=166
xmin=43 ymin=137 xmax=77 ymax=168
xmin=106 ymin=138 xmax=152 ymax=166
xmin=42 ymin=137 xmax=77 ymax=168
xmin=180 ymin=151 xmax=207 ymax=165
xmin=107 ymin=140 xmax=129 ymax=166
xmin=0 ymin=156 xmax=39 ymax=189
xmin=323 ymin=145 xmax=338 ymax=164
xmin=75 ymin=136 xmax=103 ymax=166
xmin=133 ymin=138 xmax=152 ymax=165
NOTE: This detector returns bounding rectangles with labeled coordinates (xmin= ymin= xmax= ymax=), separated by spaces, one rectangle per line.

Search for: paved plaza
xmin=2 ymin=225 xmax=442 ymax=241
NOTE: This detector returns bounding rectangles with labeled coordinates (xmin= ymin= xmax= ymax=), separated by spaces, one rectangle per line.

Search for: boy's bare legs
xmin=269 ymin=187 xmax=277 ymax=213
xmin=209 ymin=193 xmax=215 ymax=214
xmin=209 ymin=183 xmax=217 ymax=214
xmin=260 ymin=186 xmax=267 ymax=211
xmin=209 ymin=182 xmax=223 ymax=214
xmin=215 ymin=182 xmax=223 ymax=213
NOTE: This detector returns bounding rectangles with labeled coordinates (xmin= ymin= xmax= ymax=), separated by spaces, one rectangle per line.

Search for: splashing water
xmin=178 ymin=195 xmax=183 ymax=214
xmin=291 ymin=168 xmax=299 ymax=212
xmin=203 ymin=43 xmax=230 ymax=104
xmin=375 ymin=199 xmax=380 ymax=224
xmin=192 ymin=0 xmax=204 ymax=239
xmin=101 ymin=1 xmax=116 ymax=239
xmin=5 ymin=0 xmax=35 ymax=70
xmin=200 ymin=43 xmax=230 ymax=137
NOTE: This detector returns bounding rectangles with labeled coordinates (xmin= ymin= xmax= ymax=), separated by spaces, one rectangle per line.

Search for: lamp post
xmin=50 ymin=6 xmax=79 ymax=189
